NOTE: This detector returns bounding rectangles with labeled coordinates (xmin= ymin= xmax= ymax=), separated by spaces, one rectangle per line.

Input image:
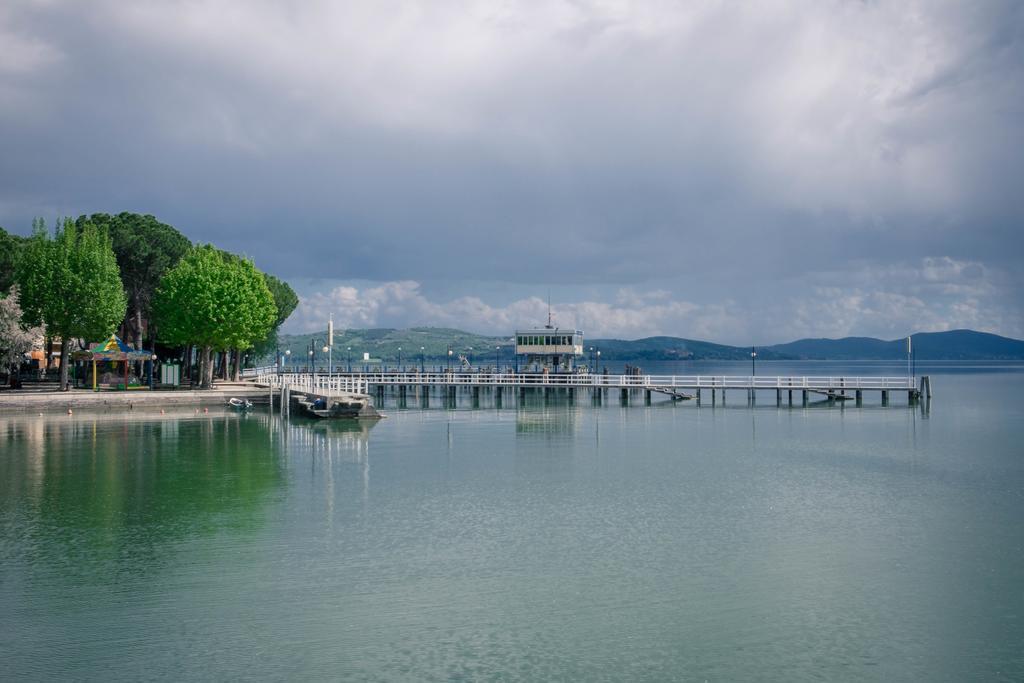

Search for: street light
xmin=596 ymin=349 xmax=601 ymax=373
xmin=447 ymin=345 xmax=453 ymax=372
xmin=346 ymin=347 xmax=351 ymax=373
xmin=397 ymin=347 xmax=402 ymax=373
xmin=420 ymin=346 xmax=425 ymax=373
xmin=751 ymin=347 xmax=757 ymax=376
xmin=308 ymin=347 xmax=314 ymax=373
xmin=495 ymin=345 xmax=500 ymax=372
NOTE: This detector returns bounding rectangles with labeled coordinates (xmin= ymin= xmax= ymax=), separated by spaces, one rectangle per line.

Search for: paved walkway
xmin=0 ymin=383 xmax=270 ymax=413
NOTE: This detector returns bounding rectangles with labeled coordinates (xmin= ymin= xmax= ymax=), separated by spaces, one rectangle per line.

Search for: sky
xmin=1 ymin=1 xmax=1022 ymax=344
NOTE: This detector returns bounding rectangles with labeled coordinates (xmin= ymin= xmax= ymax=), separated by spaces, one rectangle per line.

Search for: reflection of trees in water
xmin=0 ymin=413 xmax=286 ymax=577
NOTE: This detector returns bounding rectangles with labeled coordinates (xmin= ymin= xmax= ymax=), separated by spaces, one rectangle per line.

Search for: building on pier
xmin=514 ymin=327 xmax=584 ymax=373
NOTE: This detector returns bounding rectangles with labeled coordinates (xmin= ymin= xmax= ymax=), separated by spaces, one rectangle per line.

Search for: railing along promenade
xmin=254 ymin=370 xmax=924 ymax=404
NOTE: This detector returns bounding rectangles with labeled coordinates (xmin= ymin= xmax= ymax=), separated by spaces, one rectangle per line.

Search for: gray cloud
xmin=1 ymin=1 xmax=1022 ymax=341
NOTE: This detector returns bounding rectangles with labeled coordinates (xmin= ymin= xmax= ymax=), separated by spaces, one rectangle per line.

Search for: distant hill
xmin=587 ymin=336 xmax=791 ymax=361
xmin=764 ymin=329 xmax=1024 ymax=360
xmin=267 ymin=327 xmax=1024 ymax=365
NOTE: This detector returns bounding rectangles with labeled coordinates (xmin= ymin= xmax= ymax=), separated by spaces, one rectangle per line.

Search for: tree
xmin=16 ymin=218 xmax=127 ymax=390
xmin=76 ymin=213 xmax=191 ymax=349
xmin=252 ymin=273 xmax=299 ymax=359
xmin=153 ymin=246 xmax=275 ymax=388
xmin=0 ymin=226 xmax=24 ymax=294
xmin=0 ymin=286 xmax=43 ymax=383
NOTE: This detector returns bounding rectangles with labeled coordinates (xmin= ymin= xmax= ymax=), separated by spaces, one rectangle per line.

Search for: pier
xmin=253 ymin=371 xmax=930 ymax=408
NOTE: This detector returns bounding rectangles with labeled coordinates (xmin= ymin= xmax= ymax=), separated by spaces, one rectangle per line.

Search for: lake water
xmin=1 ymin=362 xmax=1022 ymax=681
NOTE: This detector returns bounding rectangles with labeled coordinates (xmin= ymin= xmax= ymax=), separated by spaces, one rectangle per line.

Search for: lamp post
xmin=276 ymin=347 xmax=281 ymax=376
xmin=284 ymin=349 xmax=290 ymax=374
xmin=751 ymin=347 xmax=757 ymax=376
xmin=308 ymin=346 xmax=314 ymax=374
xmin=447 ymin=345 xmax=453 ymax=373
xmin=420 ymin=346 xmax=425 ymax=373
xmin=346 ymin=347 xmax=351 ymax=373
xmin=322 ymin=345 xmax=329 ymax=374
xmin=596 ymin=349 xmax=601 ymax=373
xmin=495 ymin=345 xmax=500 ymax=372
xmin=397 ymin=347 xmax=402 ymax=373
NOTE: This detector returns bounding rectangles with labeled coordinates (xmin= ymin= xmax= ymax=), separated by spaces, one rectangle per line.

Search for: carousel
xmin=72 ymin=335 xmax=156 ymax=391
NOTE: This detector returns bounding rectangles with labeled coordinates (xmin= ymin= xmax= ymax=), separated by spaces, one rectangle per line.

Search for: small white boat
xmin=227 ymin=397 xmax=253 ymax=410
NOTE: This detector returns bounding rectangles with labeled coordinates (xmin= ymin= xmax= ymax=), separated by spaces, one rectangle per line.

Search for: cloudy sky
xmin=1 ymin=1 xmax=1021 ymax=343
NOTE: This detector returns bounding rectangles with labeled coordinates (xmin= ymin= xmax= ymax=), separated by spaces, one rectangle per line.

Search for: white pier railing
xmin=256 ymin=372 xmax=915 ymax=392
xmin=256 ymin=373 xmax=369 ymax=395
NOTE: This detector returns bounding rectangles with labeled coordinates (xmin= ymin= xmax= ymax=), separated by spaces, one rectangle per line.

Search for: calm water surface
xmin=1 ymin=362 xmax=1022 ymax=681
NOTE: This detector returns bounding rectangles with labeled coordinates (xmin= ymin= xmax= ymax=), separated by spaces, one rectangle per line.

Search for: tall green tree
xmin=16 ymin=218 xmax=127 ymax=389
xmin=0 ymin=226 xmax=24 ymax=294
xmin=76 ymin=213 xmax=191 ymax=349
xmin=153 ymin=246 xmax=275 ymax=388
xmin=252 ymin=273 xmax=299 ymax=359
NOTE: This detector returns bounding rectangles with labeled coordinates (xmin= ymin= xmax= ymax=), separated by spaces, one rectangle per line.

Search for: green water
xmin=1 ymin=363 xmax=1022 ymax=681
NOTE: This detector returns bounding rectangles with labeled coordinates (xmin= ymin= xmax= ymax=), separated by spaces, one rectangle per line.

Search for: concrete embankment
xmin=0 ymin=384 xmax=270 ymax=413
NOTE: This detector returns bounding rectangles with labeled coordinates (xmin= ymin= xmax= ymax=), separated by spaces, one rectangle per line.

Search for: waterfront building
xmin=514 ymin=327 xmax=584 ymax=373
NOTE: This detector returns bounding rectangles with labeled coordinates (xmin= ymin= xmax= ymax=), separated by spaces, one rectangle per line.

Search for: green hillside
xmin=264 ymin=327 xmax=1024 ymax=366
xmin=765 ymin=329 xmax=1024 ymax=360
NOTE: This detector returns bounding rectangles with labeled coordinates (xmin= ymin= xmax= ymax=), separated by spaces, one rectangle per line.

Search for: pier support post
xmin=495 ymin=388 xmax=502 ymax=409
xmin=620 ymin=388 xmax=629 ymax=405
xmin=788 ymin=389 xmax=793 ymax=406
xmin=696 ymin=388 xmax=701 ymax=406
xmin=776 ymin=389 xmax=781 ymax=406
xmin=881 ymin=390 xmax=889 ymax=406
xmin=801 ymin=390 xmax=808 ymax=406
xmin=855 ymin=390 xmax=862 ymax=406
xmin=421 ymin=387 xmax=429 ymax=408
xmin=711 ymin=388 xmax=716 ymax=406
xmin=645 ymin=390 xmax=651 ymax=405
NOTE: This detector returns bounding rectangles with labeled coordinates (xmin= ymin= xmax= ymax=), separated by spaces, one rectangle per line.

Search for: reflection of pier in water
xmin=272 ymin=416 xmax=378 ymax=509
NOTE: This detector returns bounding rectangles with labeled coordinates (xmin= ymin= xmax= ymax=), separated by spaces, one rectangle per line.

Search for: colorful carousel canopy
xmin=72 ymin=335 xmax=154 ymax=362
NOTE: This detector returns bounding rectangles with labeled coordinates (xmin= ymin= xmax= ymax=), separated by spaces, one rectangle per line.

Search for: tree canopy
xmin=153 ymin=245 xmax=276 ymax=387
xmin=0 ymin=226 xmax=23 ymax=294
xmin=76 ymin=212 xmax=191 ymax=347
xmin=16 ymin=218 xmax=127 ymax=388
xmin=252 ymin=273 xmax=300 ymax=357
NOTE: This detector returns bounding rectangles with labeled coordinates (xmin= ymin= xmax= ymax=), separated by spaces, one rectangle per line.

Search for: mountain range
xmin=271 ymin=328 xmax=1024 ymax=363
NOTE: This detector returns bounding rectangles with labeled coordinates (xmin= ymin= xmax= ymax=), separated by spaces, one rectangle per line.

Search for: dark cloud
xmin=1 ymin=1 xmax=1021 ymax=341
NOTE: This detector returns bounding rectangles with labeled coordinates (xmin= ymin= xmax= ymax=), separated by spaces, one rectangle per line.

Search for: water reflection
xmin=0 ymin=413 xmax=288 ymax=578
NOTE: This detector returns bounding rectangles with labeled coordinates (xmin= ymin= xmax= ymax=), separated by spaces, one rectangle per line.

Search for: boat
xmin=295 ymin=393 xmax=382 ymax=419
xmin=227 ymin=397 xmax=253 ymax=410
